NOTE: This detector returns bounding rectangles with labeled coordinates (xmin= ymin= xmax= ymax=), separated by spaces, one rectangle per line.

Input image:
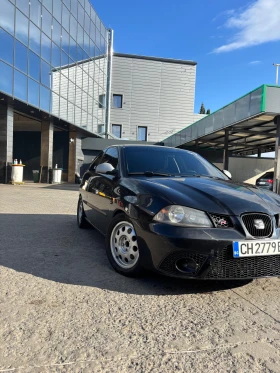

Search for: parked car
xmin=256 ymin=171 xmax=274 ymax=191
xmin=77 ymin=145 xmax=280 ymax=280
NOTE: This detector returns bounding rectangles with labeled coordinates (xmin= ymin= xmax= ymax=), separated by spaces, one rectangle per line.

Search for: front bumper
xmin=135 ymin=221 xmax=280 ymax=280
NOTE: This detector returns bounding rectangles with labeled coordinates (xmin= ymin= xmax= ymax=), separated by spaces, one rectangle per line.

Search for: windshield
xmin=124 ymin=147 xmax=228 ymax=179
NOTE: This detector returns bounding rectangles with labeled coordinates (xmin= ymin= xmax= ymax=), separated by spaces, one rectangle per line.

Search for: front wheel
xmin=106 ymin=214 xmax=143 ymax=277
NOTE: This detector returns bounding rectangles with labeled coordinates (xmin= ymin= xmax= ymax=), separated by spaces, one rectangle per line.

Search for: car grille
xmin=205 ymin=246 xmax=280 ymax=279
xmin=159 ymin=251 xmax=207 ymax=276
xmin=209 ymin=214 xmax=233 ymax=228
xmin=241 ymin=213 xmax=272 ymax=238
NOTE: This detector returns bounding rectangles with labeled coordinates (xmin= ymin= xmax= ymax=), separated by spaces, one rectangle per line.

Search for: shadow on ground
xmin=0 ymin=213 xmax=251 ymax=295
xmin=42 ymin=183 xmax=79 ymax=191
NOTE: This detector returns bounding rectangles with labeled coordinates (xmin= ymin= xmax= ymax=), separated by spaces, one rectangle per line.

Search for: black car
xmin=77 ymin=145 xmax=280 ymax=280
xmin=256 ymin=171 xmax=274 ymax=191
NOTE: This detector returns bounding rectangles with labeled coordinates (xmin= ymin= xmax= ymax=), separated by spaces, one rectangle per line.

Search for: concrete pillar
xmin=258 ymin=148 xmax=262 ymax=158
xmin=68 ymin=131 xmax=83 ymax=183
xmin=273 ymin=115 xmax=280 ymax=194
xmin=223 ymin=129 xmax=229 ymax=170
xmin=0 ymin=103 xmax=13 ymax=184
xmin=40 ymin=119 xmax=53 ymax=183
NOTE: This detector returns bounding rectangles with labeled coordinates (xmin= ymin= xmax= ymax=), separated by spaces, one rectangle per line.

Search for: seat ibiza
xmin=77 ymin=145 xmax=280 ymax=280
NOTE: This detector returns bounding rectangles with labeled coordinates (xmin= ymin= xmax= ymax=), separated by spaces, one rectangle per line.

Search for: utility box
xmin=11 ymin=164 xmax=25 ymax=185
xmin=52 ymin=168 xmax=63 ymax=184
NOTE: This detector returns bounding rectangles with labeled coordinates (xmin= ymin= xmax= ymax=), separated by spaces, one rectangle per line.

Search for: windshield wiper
xmin=128 ymin=171 xmax=172 ymax=177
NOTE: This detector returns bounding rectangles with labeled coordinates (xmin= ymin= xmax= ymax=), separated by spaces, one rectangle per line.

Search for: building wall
xmin=52 ymin=57 xmax=107 ymax=133
xmin=228 ymin=157 xmax=274 ymax=183
xmin=0 ymin=0 xmax=108 ymax=135
xmin=0 ymin=103 xmax=13 ymax=183
xmin=110 ymin=56 xmax=197 ymax=143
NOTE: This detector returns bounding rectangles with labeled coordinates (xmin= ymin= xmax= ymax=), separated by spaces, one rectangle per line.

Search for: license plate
xmin=233 ymin=240 xmax=280 ymax=258
xmin=258 ymin=182 xmax=265 ymax=185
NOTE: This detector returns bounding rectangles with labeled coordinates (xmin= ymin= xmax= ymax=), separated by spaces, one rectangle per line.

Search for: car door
xmin=87 ymin=147 xmax=120 ymax=234
xmin=82 ymin=152 xmax=104 ymax=224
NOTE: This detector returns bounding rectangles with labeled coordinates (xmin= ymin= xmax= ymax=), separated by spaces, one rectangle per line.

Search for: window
xmin=112 ymin=124 xmax=122 ymax=138
xmin=113 ymin=94 xmax=122 ymax=108
xmin=138 ymin=126 xmax=147 ymax=141
xmin=15 ymin=40 xmax=28 ymax=73
xmin=124 ymin=147 xmax=228 ymax=179
xmin=0 ymin=1 xmax=15 ymax=35
xmin=99 ymin=94 xmax=105 ymax=108
xmin=0 ymin=29 xmax=14 ymax=65
xmin=102 ymin=147 xmax=119 ymax=169
xmin=0 ymin=61 xmax=13 ymax=95
xmin=16 ymin=9 xmax=28 ymax=46
xmin=14 ymin=70 xmax=27 ymax=102
xmin=29 ymin=51 xmax=40 ymax=81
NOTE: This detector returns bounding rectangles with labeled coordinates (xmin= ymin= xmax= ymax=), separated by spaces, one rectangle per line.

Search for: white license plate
xmin=233 ymin=240 xmax=280 ymax=258
xmin=258 ymin=182 xmax=266 ymax=185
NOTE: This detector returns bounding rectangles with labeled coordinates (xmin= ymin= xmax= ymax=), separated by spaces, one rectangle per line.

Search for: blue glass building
xmin=0 ymin=0 xmax=109 ymax=182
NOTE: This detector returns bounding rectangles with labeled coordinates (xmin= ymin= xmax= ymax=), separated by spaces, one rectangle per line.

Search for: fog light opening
xmin=175 ymin=258 xmax=198 ymax=274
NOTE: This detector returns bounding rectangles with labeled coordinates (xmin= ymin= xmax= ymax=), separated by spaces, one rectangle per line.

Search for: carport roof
xmin=163 ymin=85 xmax=280 ymax=155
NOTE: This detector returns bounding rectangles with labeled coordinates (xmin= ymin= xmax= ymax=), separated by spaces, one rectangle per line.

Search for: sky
xmin=91 ymin=0 xmax=280 ymax=114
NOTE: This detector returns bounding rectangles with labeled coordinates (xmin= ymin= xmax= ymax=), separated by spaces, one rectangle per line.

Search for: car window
xmin=89 ymin=152 xmax=104 ymax=171
xmin=102 ymin=147 xmax=119 ymax=169
xmin=124 ymin=147 xmax=227 ymax=179
xmin=263 ymin=172 xmax=274 ymax=179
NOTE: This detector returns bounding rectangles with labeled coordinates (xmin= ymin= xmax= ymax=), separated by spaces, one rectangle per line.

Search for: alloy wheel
xmin=110 ymin=221 xmax=139 ymax=269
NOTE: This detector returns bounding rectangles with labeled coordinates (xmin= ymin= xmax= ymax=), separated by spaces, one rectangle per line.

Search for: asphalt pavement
xmin=0 ymin=183 xmax=279 ymax=372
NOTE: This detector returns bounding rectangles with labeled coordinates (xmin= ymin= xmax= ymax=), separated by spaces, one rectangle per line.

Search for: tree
xmin=199 ymin=103 xmax=206 ymax=114
xmin=206 ymin=109 xmax=210 ymax=114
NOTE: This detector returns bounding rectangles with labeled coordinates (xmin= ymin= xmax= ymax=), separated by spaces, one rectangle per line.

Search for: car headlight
xmin=154 ymin=205 xmax=213 ymax=227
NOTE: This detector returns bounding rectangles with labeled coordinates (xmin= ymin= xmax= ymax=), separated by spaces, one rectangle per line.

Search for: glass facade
xmin=0 ymin=0 xmax=108 ymax=134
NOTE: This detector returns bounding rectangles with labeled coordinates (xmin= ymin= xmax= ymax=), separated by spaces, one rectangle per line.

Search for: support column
xmin=257 ymin=148 xmax=262 ymax=158
xmin=223 ymin=129 xmax=229 ymax=170
xmin=40 ymin=119 xmax=53 ymax=183
xmin=273 ymin=115 xmax=280 ymax=194
xmin=68 ymin=131 xmax=83 ymax=183
xmin=0 ymin=103 xmax=13 ymax=184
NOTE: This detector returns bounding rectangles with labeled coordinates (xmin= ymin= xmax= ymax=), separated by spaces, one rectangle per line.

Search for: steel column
xmin=273 ymin=115 xmax=280 ymax=193
xmin=105 ymin=29 xmax=114 ymax=139
xmin=223 ymin=129 xmax=229 ymax=170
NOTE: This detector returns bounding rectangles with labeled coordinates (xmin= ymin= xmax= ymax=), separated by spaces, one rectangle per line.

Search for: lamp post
xmin=273 ymin=63 xmax=280 ymax=85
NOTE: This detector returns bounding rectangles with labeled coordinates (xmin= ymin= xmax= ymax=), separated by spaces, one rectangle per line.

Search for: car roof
xmin=109 ymin=144 xmax=195 ymax=153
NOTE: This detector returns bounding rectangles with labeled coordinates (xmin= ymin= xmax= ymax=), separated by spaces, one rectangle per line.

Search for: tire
xmin=106 ymin=214 xmax=143 ymax=277
xmin=77 ymin=197 xmax=89 ymax=228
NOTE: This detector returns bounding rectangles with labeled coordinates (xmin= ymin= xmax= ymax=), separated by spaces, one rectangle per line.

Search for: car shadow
xmin=42 ymin=183 xmax=79 ymax=191
xmin=0 ymin=213 xmax=252 ymax=295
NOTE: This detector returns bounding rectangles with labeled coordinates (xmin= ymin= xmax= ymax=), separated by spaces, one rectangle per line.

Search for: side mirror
xmin=223 ymin=170 xmax=232 ymax=179
xmin=96 ymin=163 xmax=116 ymax=175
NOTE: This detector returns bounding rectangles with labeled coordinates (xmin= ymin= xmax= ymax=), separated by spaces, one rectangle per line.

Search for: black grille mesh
xmin=241 ymin=213 xmax=272 ymax=238
xmin=209 ymin=214 xmax=233 ymax=228
xmin=206 ymin=246 xmax=280 ymax=279
xmin=159 ymin=251 xmax=207 ymax=275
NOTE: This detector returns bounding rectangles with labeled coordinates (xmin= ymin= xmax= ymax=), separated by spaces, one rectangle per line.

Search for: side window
xmin=102 ymin=147 xmax=119 ymax=169
xmin=89 ymin=152 xmax=104 ymax=171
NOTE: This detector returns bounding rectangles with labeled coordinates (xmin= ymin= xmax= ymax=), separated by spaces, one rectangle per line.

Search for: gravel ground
xmin=0 ymin=183 xmax=279 ymax=373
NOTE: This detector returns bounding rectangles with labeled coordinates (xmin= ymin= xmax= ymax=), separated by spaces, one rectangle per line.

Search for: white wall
xmin=110 ymin=56 xmax=197 ymax=142
xmin=214 ymin=157 xmax=274 ymax=183
xmin=52 ymin=55 xmax=199 ymax=142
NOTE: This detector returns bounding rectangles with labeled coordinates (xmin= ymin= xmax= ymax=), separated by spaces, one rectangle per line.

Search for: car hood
xmin=144 ymin=176 xmax=280 ymax=216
